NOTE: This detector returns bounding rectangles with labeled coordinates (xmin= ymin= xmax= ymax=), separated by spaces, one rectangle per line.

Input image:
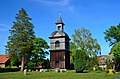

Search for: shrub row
xmin=0 ymin=68 xmax=20 ymax=73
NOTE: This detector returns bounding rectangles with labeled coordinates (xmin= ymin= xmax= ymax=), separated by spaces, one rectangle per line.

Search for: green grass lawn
xmin=0 ymin=70 xmax=120 ymax=79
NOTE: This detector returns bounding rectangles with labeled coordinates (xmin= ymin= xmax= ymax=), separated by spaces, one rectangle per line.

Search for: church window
xmin=55 ymin=41 xmax=60 ymax=47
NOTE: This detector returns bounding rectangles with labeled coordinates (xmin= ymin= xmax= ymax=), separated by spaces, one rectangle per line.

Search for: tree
xmin=110 ymin=42 xmax=120 ymax=71
xmin=74 ymin=50 xmax=88 ymax=73
xmin=104 ymin=23 xmax=120 ymax=71
xmin=104 ymin=24 xmax=120 ymax=46
xmin=70 ymin=42 xmax=78 ymax=69
xmin=28 ymin=37 xmax=49 ymax=68
xmin=106 ymin=54 xmax=115 ymax=69
xmin=42 ymin=58 xmax=50 ymax=69
xmin=71 ymin=28 xmax=101 ymax=72
xmin=5 ymin=8 xmax=35 ymax=71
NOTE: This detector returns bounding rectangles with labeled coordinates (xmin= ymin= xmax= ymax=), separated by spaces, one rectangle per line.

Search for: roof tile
xmin=0 ymin=54 xmax=9 ymax=63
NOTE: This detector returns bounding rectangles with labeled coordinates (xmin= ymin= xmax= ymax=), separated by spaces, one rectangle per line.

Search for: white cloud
xmin=35 ymin=0 xmax=69 ymax=6
xmin=0 ymin=23 xmax=10 ymax=27
xmin=34 ymin=0 xmax=75 ymax=12
xmin=0 ymin=23 xmax=11 ymax=32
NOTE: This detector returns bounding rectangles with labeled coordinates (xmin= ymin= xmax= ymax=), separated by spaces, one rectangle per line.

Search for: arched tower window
xmin=55 ymin=41 xmax=60 ymax=47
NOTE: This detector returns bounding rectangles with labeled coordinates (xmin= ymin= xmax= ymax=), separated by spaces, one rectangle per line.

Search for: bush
xmin=74 ymin=50 xmax=87 ymax=73
xmin=27 ymin=61 xmax=34 ymax=68
xmin=58 ymin=69 xmax=60 ymax=73
xmin=6 ymin=66 xmax=18 ymax=68
xmin=70 ymin=63 xmax=74 ymax=70
xmin=0 ymin=68 xmax=20 ymax=73
xmin=96 ymin=66 xmax=103 ymax=71
xmin=106 ymin=69 xmax=116 ymax=75
xmin=74 ymin=59 xmax=86 ymax=73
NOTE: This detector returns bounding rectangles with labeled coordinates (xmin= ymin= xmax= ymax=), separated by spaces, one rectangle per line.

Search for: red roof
xmin=0 ymin=54 xmax=9 ymax=63
xmin=97 ymin=55 xmax=107 ymax=65
xmin=97 ymin=56 xmax=102 ymax=65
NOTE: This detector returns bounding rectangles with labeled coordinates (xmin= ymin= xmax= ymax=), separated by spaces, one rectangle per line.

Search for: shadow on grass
xmin=75 ymin=70 xmax=90 ymax=73
xmin=26 ymin=73 xmax=31 ymax=75
xmin=113 ymin=76 xmax=120 ymax=79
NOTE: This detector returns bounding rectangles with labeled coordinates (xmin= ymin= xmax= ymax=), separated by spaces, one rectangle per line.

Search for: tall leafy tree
xmin=104 ymin=23 xmax=120 ymax=71
xmin=70 ymin=42 xmax=78 ymax=68
xmin=5 ymin=8 xmax=35 ymax=71
xmin=28 ymin=37 xmax=49 ymax=68
xmin=71 ymin=28 xmax=101 ymax=72
xmin=110 ymin=42 xmax=120 ymax=71
xmin=104 ymin=24 xmax=120 ymax=46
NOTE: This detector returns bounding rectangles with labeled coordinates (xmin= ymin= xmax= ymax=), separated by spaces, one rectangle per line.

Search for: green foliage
xmin=111 ymin=42 xmax=120 ymax=59
xmin=104 ymin=24 xmax=120 ymax=46
xmin=70 ymin=63 xmax=74 ymax=70
xmin=94 ymin=65 xmax=103 ymax=71
xmin=30 ymin=37 xmax=49 ymax=68
xmin=106 ymin=54 xmax=114 ymax=69
xmin=42 ymin=59 xmax=50 ymax=69
xmin=87 ymin=57 xmax=98 ymax=70
xmin=70 ymin=42 xmax=78 ymax=64
xmin=110 ymin=42 xmax=120 ymax=71
xmin=70 ymin=42 xmax=78 ymax=70
xmin=32 ymin=37 xmax=49 ymax=58
xmin=106 ymin=60 xmax=113 ymax=69
xmin=74 ymin=50 xmax=88 ymax=73
xmin=71 ymin=28 xmax=101 ymax=72
xmin=5 ymin=8 xmax=35 ymax=71
xmin=72 ymin=28 xmax=101 ymax=57
xmin=27 ymin=61 xmax=34 ymax=68
xmin=9 ymin=55 xmax=21 ymax=67
xmin=7 ymin=66 xmax=18 ymax=68
xmin=104 ymin=23 xmax=120 ymax=71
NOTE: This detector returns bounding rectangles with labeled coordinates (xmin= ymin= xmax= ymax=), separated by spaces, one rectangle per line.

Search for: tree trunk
xmin=20 ymin=56 xmax=25 ymax=71
xmin=113 ymin=64 xmax=115 ymax=70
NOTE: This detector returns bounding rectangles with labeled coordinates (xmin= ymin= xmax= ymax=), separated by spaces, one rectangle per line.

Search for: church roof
xmin=49 ymin=31 xmax=70 ymax=39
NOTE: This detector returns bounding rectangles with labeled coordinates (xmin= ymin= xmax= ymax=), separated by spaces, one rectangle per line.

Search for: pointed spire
xmin=57 ymin=17 xmax=63 ymax=24
xmin=56 ymin=13 xmax=64 ymax=25
xmin=55 ymin=13 xmax=65 ymax=31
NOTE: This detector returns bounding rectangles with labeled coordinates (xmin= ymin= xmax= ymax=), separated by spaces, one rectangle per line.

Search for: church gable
xmin=50 ymin=31 xmax=69 ymax=38
xmin=53 ymin=32 xmax=62 ymax=37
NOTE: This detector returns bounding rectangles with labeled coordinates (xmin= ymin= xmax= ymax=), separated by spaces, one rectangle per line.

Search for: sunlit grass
xmin=0 ymin=70 xmax=120 ymax=79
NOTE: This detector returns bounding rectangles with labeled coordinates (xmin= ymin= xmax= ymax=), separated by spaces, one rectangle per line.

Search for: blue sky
xmin=0 ymin=0 xmax=120 ymax=55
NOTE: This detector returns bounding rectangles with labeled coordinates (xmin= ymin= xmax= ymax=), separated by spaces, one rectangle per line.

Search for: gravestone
xmin=24 ymin=69 xmax=27 ymax=75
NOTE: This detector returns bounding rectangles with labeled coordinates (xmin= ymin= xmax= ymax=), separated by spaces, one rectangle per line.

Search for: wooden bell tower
xmin=49 ymin=15 xmax=70 ymax=69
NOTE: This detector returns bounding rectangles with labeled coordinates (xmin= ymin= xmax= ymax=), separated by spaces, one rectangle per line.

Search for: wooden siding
xmin=50 ymin=51 xmax=70 ymax=69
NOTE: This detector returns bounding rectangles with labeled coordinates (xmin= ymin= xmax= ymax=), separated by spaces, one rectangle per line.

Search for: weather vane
xmin=59 ymin=12 xmax=61 ymax=17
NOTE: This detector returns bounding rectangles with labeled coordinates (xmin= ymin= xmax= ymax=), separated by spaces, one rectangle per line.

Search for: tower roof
xmin=57 ymin=17 xmax=63 ymax=23
xmin=56 ymin=16 xmax=65 ymax=25
xmin=49 ymin=30 xmax=70 ymax=40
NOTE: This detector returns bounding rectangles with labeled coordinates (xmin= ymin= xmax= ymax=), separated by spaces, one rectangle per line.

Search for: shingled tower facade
xmin=49 ymin=16 xmax=70 ymax=69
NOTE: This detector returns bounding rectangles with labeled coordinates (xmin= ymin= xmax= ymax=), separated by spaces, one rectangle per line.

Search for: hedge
xmin=0 ymin=68 xmax=20 ymax=73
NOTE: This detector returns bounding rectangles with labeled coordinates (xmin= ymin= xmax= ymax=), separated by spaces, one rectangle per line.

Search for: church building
xmin=49 ymin=16 xmax=70 ymax=69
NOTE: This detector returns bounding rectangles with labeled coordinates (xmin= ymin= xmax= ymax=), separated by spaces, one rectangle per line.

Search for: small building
xmin=97 ymin=55 xmax=107 ymax=69
xmin=49 ymin=16 xmax=70 ymax=69
xmin=0 ymin=54 xmax=10 ymax=68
